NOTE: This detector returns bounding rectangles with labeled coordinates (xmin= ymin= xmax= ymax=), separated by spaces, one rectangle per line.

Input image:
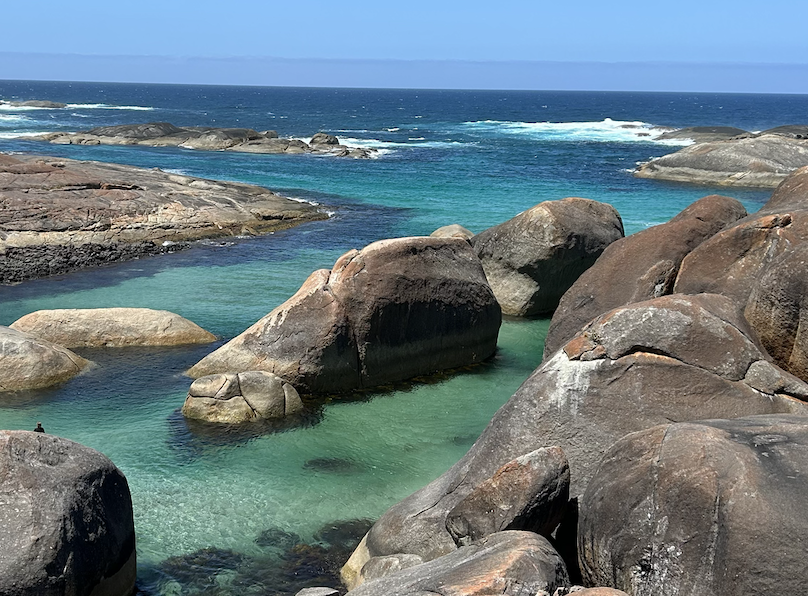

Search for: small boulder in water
xmin=10 ymin=307 xmax=216 ymax=348
xmin=182 ymin=371 xmax=303 ymax=424
xmin=430 ymin=223 xmax=474 ymax=240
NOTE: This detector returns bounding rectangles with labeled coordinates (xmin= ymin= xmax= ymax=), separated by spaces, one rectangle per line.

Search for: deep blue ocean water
xmin=1 ymin=80 xmax=805 ymax=594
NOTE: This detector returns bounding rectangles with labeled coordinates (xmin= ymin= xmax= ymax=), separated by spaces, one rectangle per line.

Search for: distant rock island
xmin=0 ymin=153 xmax=326 ymax=283
xmin=1 ymin=99 xmax=67 ymax=108
xmin=32 ymin=122 xmax=375 ymax=158
xmin=636 ymin=124 xmax=808 ymax=187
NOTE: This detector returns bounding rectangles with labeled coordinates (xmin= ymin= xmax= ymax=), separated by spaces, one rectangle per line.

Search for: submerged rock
xmin=10 ymin=307 xmax=216 ymax=348
xmin=182 ymin=371 xmax=303 ymax=423
xmin=579 ymin=415 xmax=808 ymax=596
xmin=0 ymin=430 xmax=136 ymax=596
xmin=471 ymin=197 xmax=624 ymax=316
xmin=188 ymin=236 xmax=501 ymax=393
xmin=0 ymin=325 xmax=91 ymax=391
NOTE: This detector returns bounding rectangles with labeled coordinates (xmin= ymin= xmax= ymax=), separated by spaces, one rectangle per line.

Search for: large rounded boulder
xmin=0 ymin=430 xmax=136 ymax=596
xmin=188 ymin=237 xmax=501 ymax=393
xmin=544 ymin=195 xmax=747 ymax=357
xmin=10 ymin=307 xmax=216 ymax=348
xmin=470 ymin=197 xmax=624 ymax=317
xmin=348 ymin=293 xmax=808 ymax=579
xmin=579 ymin=415 xmax=808 ymax=596
xmin=0 ymin=325 xmax=91 ymax=392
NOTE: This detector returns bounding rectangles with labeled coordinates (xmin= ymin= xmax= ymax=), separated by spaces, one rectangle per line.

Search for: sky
xmin=1 ymin=0 xmax=807 ymax=92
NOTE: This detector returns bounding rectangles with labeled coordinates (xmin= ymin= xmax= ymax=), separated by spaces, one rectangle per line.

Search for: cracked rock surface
xmin=348 ymin=293 xmax=808 ymax=582
xmin=0 ymin=153 xmax=325 ymax=282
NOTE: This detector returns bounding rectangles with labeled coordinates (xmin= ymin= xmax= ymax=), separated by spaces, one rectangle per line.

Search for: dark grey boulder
xmin=0 ymin=430 xmax=136 ymax=596
xmin=189 ymin=237 xmax=501 ymax=393
xmin=544 ymin=194 xmax=747 ymax=358
xmin=348 ymin=293 xmax=808 ymax=577
xmin=310 ymin=132 xmax=340 ymax=145
xmin=758 ymin=124 xmax=808 ymax=139
xmin=347 ymin=531 xmax=569 ymax=596
xmin=8 ymin=100 xmax=67 ymax=109
xmin=87 ymin=121 xmax=186 ymax=140
xmin=471 ymin=197 xmax=624 ymax=316
xmin=579 ymin=415 xmax=808 ymax=596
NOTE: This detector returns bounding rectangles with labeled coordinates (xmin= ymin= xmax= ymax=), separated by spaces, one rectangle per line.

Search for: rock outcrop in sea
xmin=34 ymin=122 xmax=375 ymax=158
xmin=339 ymin=166 xmax=808 ymax=595
xmin=0 ymin=154 xmax=326 ymax=283
xmin=188 ymin=236 xmax=502 ymax=393
xmin=10 ymin=308 xmax=216 ymax=347
xmin=0 ymin=430 xmax=136 ymax=596
xmin=636 ymin=125 xmax=808 ymax=187
xmin=183 ymin=371 xmax=304 ymax=423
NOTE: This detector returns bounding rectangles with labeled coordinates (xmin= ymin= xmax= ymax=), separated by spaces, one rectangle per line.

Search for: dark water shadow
xmin=136 ymin=518 xmax=373 ymax=596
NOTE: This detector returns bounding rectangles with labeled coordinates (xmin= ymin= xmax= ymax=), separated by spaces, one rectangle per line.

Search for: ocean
xmin=0 ymin=80 xmax=803 ymax=594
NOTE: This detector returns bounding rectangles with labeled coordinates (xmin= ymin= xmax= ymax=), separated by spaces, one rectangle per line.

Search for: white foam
xmin=0 ymin=131 xmax=45 ymax=139
xmin=462 ymin=118 xmax=691 ymax=145
xmin=0 ymin=113 xmax=32 ymax=123
xmin=65 ymin=103 xmax=155 ymax=111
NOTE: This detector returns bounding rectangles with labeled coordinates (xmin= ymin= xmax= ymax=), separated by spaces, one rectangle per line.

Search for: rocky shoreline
xmin=32 ymin=122 xmax=376 ymax=158
xmin=0 ymin=153 xmax=327 ymax=283
xmin=636 ymin=124 xmax=808 ymax=187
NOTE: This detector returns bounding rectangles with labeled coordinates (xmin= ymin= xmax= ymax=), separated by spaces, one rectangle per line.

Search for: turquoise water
xmin=0 ymin=82 xmax=794 ymax=593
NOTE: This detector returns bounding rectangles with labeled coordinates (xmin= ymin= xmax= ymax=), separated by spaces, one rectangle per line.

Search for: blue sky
xmin=1 ymin=0 xmax=806 ymax=91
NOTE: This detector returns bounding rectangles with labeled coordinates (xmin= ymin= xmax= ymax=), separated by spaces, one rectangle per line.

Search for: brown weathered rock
xmin=635 ymin=134 xmax=808 ymax=187
xmin=0 ymin=430 xmax=136 ymax=596
xmin=544 ymin=195 xmax=747 ymax=358
xmin=0 ymin=325 xmax=91 ymax=392
xmin=182 ymin=371 xmax=303 ymax=423
xmin=579 ymin=415 xmax=808 ymax=596
xmin=347 ymin=531 xmax=569 ymax=596
xmin=10 ymin=308 xmax=216 ymax=348
xmin=446 ymin=447 xmax=570 ymax=547
xmin=188 ymin=237 xmax=501 ymax=393
xmin=673 ymin=210 xmax=808 ymax=305
xmin=471 ymin=197 xmax=624 ymax=316
xmin=0 ymin=154 xmax=325 ymax=283
xmin=352 ymin=293 xmax=808 ymax=574
xmin=744 ymin=244 xmax=808 ymax=382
